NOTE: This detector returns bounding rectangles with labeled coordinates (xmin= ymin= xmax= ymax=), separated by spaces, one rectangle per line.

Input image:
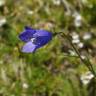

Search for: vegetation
xmin=0 ymin=0 xmax=96 ymax=96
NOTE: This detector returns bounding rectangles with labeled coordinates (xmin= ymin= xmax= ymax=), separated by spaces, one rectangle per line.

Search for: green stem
xmin=58 ymin=32 xmax=96 ymax=77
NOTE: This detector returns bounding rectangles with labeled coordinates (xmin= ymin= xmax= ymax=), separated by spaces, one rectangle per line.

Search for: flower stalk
xmin=55 ymin=32 xmax=96 ymax=78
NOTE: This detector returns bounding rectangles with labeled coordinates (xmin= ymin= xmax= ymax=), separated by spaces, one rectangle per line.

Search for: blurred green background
xmin=0 ymin=0 xmax=96 ymax=96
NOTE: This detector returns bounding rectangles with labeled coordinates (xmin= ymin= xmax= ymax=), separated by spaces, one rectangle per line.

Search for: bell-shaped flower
xmin=19 ymin=26 xmax=52 ymax=53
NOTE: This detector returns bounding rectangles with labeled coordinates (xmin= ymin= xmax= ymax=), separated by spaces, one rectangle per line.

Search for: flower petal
xmin=19 ymin=27 xmax=36 ymax=42
xmin=35 ymin=36 xmax=52 ymax=46
xmin=34 ymin=29 xmax=52 ymax=37
xmin=21 ymin=41 xmax=37 ymax=53
xmin=33 ymin=30 xmax=52 ymax=46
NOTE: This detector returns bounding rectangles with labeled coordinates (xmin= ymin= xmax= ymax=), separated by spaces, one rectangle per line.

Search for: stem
xmin=57 ymin=32 xmax=96 ymax=77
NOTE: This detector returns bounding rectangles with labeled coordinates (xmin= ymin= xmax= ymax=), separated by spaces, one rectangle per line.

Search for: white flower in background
xmin=78 ymin=42 xmax=84 ymax=48
xmin=81 ymin=55 xmax=86 ymax=59
xmin=27 ymin=10 xmax=34 ymax=15
xmin=71 ymin=32 xmax=80 ymax=44
xmin=80 ymin=71 xmax=94 ymax=85
xmin=69 ymin=50 xmax=77 ymax=56
xmin=83 ymin=32 xmax=92 ymax=40
xmin=72 ymin=39 xmax=80 ymax=44
xmin=53 ymin=0 xmax=61 ymax=5
xmin=0 ymin=0 xmax=5 ymax=6
xmin=72 ymin=32 xmax=79 ymax=40
xmin=22 ymin=83 xmax=29 ymax=89
xmin=73 ymin=12 xmax=82 ymax=27
xmin=0 ymin=17 xmax=7 ymax=27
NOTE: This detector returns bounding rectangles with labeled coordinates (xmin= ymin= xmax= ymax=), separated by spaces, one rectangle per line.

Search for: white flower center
xmin=31 ymin=38 xmax=37 ymax=43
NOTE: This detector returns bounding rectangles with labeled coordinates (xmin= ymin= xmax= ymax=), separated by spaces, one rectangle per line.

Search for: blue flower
xmin=19 ymin=26 xmax=52 ymax=53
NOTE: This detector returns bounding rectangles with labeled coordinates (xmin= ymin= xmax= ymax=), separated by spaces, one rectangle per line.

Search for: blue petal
xmin=22 ymin=41 xmax=37 ymax=53
xmin=19 ymin=27 xmax=36 ymax=42
xmin=32 ymin=30 xmax=52 ymax=47
xmin=34 ymin=29 xmax=52 ymax=37
xmin=35 ymin=36 xmax=52 ymax=47
xmin=31 ymin=32 xmax=52 ymax=47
